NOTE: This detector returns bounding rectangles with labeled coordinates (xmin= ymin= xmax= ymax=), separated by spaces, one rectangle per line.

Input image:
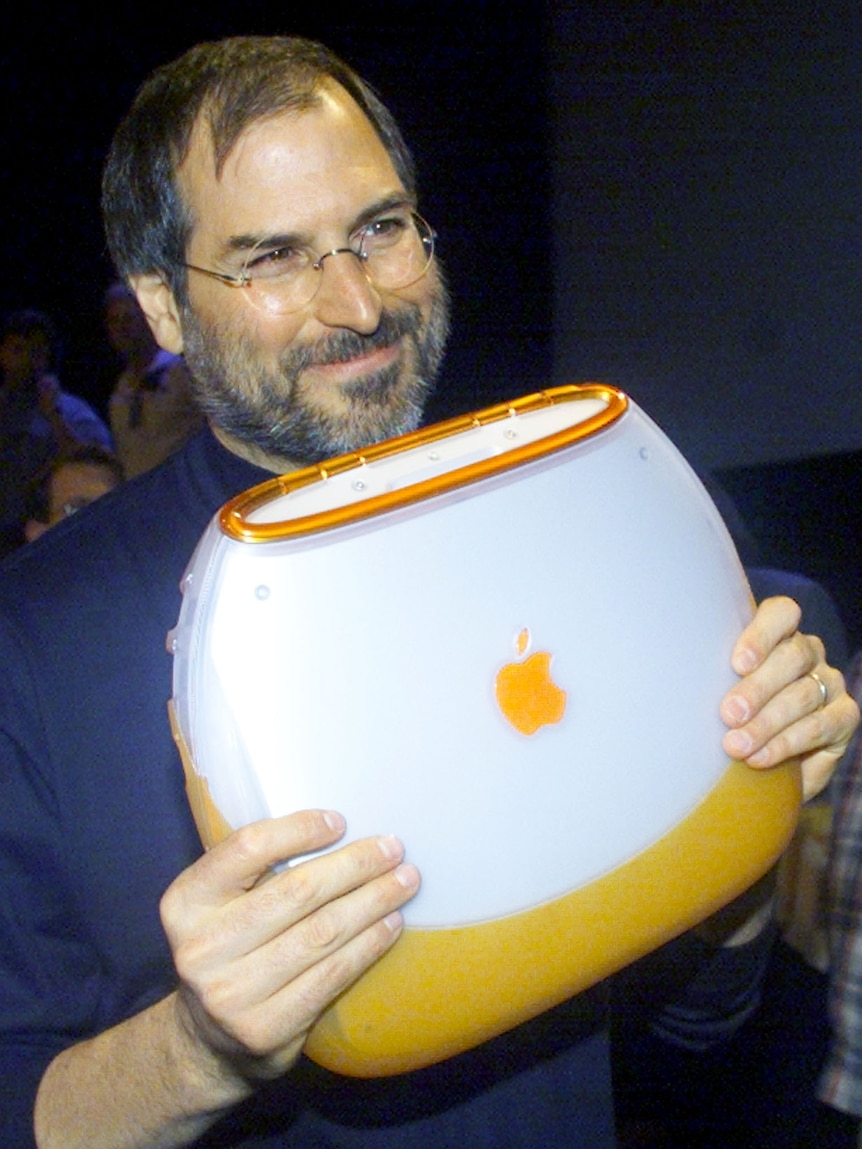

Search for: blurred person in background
xmin=0 ymin=307 xmax=112 ymax=545
xmin=104 ymin=281 xmax=204 ymax=477
xmin=22 ymin=443 xmax=124 ymax=543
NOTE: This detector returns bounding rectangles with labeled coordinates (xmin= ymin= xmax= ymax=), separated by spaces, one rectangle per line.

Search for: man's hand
xmin=160 ymin=809 xmax=420 ymax=1091
xmin=719 ymin=595 xmax=859 ymax=800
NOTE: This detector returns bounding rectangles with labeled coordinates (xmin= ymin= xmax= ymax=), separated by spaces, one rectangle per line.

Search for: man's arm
xmin=34 ymin=811 xmax=420 ymax=1149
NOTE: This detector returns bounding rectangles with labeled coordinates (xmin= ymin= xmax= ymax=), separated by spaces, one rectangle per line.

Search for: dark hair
xmin=25 ymin=444 xmax=125 ymax=524
xmin=101 ymin=36 xmax=417 ymax=301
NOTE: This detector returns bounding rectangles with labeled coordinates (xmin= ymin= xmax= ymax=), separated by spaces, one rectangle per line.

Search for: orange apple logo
xmin=495 ymin=628 xmax=567 ymax=735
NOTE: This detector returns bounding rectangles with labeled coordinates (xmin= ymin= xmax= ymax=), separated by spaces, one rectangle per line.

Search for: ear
xmin=129 ymin=274 xmax=185 ymax=354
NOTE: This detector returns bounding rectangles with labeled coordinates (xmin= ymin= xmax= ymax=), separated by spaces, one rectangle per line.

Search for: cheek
xmin=225 ymin=301 xmax=307 ymax=363
xmin=406 ymin=272 xmax=443 ymax=333
xmin=186 ymin=286 xmax=302 ymax=362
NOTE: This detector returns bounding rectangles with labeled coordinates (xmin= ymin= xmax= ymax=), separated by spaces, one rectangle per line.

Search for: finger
xmin=161 ymin=810 xmax=346 ymax=946
xmin=723 ymin=659 xmax=843 ymax=753
xmin=211 ymin=834 xmax=414 ymax=959
xmin=163 ymin=827 xmax=409 ymax=957
xmin=227 ymin=910 xmax=413 ymax=1069
xmin=180 ymin=902 xmax=413 ymax=1075
xmin=179 ymin=810 xmax=349 ymax=906
xmin=723 ymin=674 xmax=858 ymax=775
xmin=730 ymin=595 xmax=803 ymax=675
xmin=185 ymin=860 xmax=420 ymax=1042
xmin=720 ymin=631 xmax=822 ymax=729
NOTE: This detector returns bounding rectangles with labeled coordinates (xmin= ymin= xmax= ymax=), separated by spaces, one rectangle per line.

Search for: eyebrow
xmin=215 ymin=192 xmax=417 ymax=264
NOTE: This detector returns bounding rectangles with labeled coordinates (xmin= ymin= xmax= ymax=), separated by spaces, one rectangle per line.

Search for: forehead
xmin=179 ymin=80 xmax=406 ymax=258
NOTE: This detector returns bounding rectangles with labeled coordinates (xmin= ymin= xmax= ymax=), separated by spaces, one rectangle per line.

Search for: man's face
xmin=173 ymin=81 xmax=449 ymax=469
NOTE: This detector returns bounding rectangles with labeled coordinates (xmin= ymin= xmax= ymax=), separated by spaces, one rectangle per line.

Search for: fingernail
xmin=394 ymin=862 xmax=420 ymax=889
xmin=378 ymin=834 xmax=404 ymax=861
xmin=383 ymin=911 xmax=404 ymax=932
xmin=735 ymin=649 xmax=758 ymax=674
xmin=324 ymin=810 xmax=346 ymax=833
xmin=724 ymin=696 xmax=751 ymax=724
xmin=725 ymin=730 xmax=753 ymax=757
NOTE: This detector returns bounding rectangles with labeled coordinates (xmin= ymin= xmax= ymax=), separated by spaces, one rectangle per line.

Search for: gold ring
xmin=808 ymin=670 xmax=828 ymax=710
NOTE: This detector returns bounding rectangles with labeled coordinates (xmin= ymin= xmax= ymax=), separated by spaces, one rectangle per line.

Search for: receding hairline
xmin=192 ymin=73 xmax=344 ymax=180
xmin=176 ymin=78 xmax=408 ymax=247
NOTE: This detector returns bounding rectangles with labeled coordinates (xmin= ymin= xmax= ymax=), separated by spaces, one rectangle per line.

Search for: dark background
xmin=2 ymin=1 xmax=862 ymax=648
xmin=0 ymin=0 xmax=554 ymax=426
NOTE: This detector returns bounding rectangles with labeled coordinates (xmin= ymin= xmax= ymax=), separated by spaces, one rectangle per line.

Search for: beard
xmin=180 ymin=278 xmax=451 ymax=467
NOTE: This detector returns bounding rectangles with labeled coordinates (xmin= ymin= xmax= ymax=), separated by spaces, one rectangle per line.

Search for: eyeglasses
xmin=184 ymin=208 xmax=436 ymax=317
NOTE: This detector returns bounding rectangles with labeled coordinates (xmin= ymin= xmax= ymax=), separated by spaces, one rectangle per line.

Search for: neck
xmin=210 ymin=422 xmax=302 ymax=477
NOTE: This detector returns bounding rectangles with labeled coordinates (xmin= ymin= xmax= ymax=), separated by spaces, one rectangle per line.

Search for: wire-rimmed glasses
xmin=184 ymin=207 xmax=436 ymax=316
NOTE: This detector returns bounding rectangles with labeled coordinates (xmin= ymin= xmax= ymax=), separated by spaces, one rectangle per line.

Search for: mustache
xmin=280 ymin=306 xmax=423 ymax=372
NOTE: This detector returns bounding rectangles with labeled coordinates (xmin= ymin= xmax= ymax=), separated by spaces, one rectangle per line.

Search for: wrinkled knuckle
xmin=298 ymin=909 xmax=341 ymax=954
xmin=316 ymin=945 xmax=361 ymax=997
xmin=789 ymin=633 xmax=816 ymax=672
xmin=807 ymin=709 xmax=829 ymax=744
xmin=281 ymin=862 xmax=323 ymax=914
xmin=766 ymin=734 xmax=791 ymax=767
xmin=798 ymin=630 xmax=824 ymax=664
xmin=229 ymin=822 xmax=269 ymax=866
xmin=172 ymin=934 xmax=211 ymax=984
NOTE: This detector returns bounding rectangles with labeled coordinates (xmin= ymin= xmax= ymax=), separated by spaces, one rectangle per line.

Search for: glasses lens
xmin=359 ymin=212 xmax=436 ymax=292
xmin=241 ymin=243 xmax=313 ymax=317
xmin=242 ymin=213 xmax=436 ymax=317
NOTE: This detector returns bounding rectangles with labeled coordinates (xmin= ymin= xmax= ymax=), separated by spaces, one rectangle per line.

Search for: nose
xmin=311 ymin=250 xmax=383 ymax=334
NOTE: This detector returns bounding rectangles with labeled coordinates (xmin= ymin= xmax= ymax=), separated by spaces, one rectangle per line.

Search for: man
xmin=0 ymin=308 xmax=113 ymax=535
xmin=104 ymin=281 xmax=205 ymax=478
xmin=0 ymin=36 xmax=856 ymax=1149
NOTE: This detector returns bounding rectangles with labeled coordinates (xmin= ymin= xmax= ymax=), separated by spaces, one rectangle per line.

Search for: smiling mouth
xmin=306 ymin=341 xmax=401 ymax=381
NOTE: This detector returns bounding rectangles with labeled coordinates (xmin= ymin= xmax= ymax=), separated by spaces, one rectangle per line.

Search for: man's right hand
xmin=161 ymin=809 xmax=420 ymax=1091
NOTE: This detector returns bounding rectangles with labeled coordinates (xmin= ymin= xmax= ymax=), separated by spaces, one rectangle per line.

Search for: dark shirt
xmin=0 ymin=427 xmax=615 ymax=1148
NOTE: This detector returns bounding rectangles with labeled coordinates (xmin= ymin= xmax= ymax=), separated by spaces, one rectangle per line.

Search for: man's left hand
xmin=720 ymin=595 xmax=859 ymax=801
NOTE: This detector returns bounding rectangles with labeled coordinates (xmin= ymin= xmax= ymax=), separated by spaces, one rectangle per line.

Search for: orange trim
xmin=219 ymin=384 xmax=627 ymax=543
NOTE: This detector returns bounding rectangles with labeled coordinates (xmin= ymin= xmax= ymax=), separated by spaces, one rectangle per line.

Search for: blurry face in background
xmin=0 ymin=332 xmax=51 ymax=391
xmin=24 ymin=461 xmax=122 ymax=541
